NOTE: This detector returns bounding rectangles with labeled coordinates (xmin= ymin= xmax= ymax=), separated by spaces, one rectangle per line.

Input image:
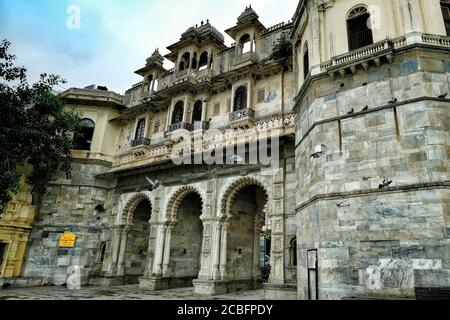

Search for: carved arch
xmin=165 ymin=185 xmax=205 ymax=223
xmin=122 ymin=193 xmax=153 ymax=226
xmin=219 ymin=176 xmax=270 ymax=220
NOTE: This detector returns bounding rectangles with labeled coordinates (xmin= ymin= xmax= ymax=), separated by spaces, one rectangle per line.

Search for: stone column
xmin=219 ymin=222 xmax=230 ymax=280
xmin=166 ymin=102 xmax=173 ymax=129
xmin=309 ymin=3 xmax=322 ymax=76
xmin=201 ymin=97 xmax=208 ymax=122
xmin=162 ymin=225 xmax=174 ymax=277
xmin=151 ymin=75 xmax=156 ymax=92
xmin=116 ymin=226 xmax=130 ymax=276
xmin=253 ymin=216 xmax=262 ymax=280
xmin=109 ymin=226 xmax=123 ymax=274
xmin=182 ymin=98 xmax=189 ymax=123
xmin=153 ymin=224 xmax=167 ymax=277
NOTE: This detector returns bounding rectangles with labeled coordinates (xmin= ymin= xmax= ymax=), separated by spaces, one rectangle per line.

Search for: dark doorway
xmin=347 ymin=7 xmax=374 ymax=51
xmin=234 ymin=86 xmax=248 ymax=111
xmin=172 ymin=101 xmax=184 ymax=124
xmin=192 ymin=101 xmax=203 ymax=123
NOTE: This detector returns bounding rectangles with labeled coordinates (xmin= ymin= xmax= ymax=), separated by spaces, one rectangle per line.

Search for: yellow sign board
xmin=59 ymin=232 xmax=77 ymax=248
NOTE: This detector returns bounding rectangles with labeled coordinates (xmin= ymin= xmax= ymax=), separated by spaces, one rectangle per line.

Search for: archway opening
xmin=124 ymin=198 xmax=152 ymax=284
xmin=192 ymin=100 xmax=203 ymax=123
xmin=169 ymin=192 xmax=203 ymax=288
xmin=347 ymin=6 xmax=373 ymax=51
xmin=226 ymin=184 xmax=269 ymax=290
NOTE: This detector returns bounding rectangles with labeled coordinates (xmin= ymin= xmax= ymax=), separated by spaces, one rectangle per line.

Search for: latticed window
xmin=347 ymin=6 xmax=374 ymax=51
xmin=135 ymin=119 xmax=146 ymax=140
xmin=234 ymin=86 xmax=248 ymax=111
xmin=442 ymin=1 xmax=450 ymax=36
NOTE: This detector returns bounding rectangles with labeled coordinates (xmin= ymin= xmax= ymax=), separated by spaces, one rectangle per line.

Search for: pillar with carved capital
xmin=162 ymin=224 xmax=174 ymax=277
xmin=201 ymin=97 xmax=208 ymax=122
xmin=219 ymin=221 xmax=230 ymax=280
xmin=108 ymin=226 xmax=123 ymax=274
xmin=153 ymin=224 xmax=167 ymax=277
xmin=116 ymin=226 xmax=130 ymax=276
xmin=211 ymin=221 xmax=222 ymax=281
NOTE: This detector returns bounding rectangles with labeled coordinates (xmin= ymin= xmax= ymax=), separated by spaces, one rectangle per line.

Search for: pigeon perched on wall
xmin=146 ymin=177 xmax=161 ymax=192
xmin=362 ymin=105 xmax=369 ymax=112
xmin=438 ymin=93 xmax=448 ymax=98
xmin=388 ymin=98 xmax=398 ymax=104
xmin=347 ymin=108 xmax=354 ymax=115
xmin=379 ymin=177 xmax=393 ymax=190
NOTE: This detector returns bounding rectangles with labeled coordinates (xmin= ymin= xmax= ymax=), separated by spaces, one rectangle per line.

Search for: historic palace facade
xmin=1 ymin=0 xmax=450 ymax=300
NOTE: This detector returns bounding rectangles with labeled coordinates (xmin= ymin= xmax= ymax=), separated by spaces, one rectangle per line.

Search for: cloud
xmin=0 ymin=0 xmax=299 ymax=94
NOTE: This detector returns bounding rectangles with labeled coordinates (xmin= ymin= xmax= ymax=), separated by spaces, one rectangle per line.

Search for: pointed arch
xmin=122 ymin=193 xmax=153 ymax=226
xmin=166 ymin=186 xmax=205 ymax=222
xmin=220 ymin=176 xmax=270 ymax=220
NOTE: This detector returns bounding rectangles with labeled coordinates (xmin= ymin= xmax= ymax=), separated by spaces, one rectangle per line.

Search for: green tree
xmin=0 ymin=39 xmax=82 ymax=212
xmin=271 ymin=33 xmax=293 ymax=62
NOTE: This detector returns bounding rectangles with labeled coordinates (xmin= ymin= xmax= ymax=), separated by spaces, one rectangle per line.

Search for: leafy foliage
xmin=271 ymin=33 xmax=293 ymax=62
xmin=0 ymin=39 xmax=82 ymax=212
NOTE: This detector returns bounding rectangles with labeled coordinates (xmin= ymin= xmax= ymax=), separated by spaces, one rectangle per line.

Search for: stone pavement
xmin=0 ymin=285 xmax=266 ymax=300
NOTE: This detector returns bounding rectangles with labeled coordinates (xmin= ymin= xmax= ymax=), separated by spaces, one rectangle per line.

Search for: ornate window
xmin=442 ymin=1 xmax=450 ymax=36
xmin=135 ymin=118 xmax=146 ymax=140
xmin=239 ymin=34 xmax=252 ymax=55
xmin=234 ymin=86 xmax=248 ymax=111
xmin=192 ymin=100 xmax=203 ymax=123
xmin=198 ymin=51 xmax=209 ymax=71
xmin=179 ymin=52 xmax=190 ymax=71
xmin=347 ymin=6 xmax=374 ymax=51
xmin=303 ymin=42 xmax=309 ymax=79
xmin=172 ymin=101 xmax=184 ymax=124
xmin=73 ymin=118 xmax=95 ymax=151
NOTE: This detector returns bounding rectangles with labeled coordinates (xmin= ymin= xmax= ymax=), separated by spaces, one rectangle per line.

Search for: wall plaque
xmin=59 ymin=232 xmax=77 ymax=248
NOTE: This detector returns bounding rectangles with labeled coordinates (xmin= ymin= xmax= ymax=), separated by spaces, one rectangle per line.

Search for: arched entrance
xmin=165 ymin=189 xmax=204 ymax=288
xmin=123 ymin=198 xmax=152 ymax=284
xmin=222 ymin=181 xmax=269 ymax=291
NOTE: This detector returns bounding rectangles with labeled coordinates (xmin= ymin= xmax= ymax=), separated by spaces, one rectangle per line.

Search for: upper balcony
xmin=229 ymin=108 xmax=256 ymax=129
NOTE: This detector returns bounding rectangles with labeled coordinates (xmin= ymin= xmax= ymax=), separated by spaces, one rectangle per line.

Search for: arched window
xmin=192 ymin=53 xmax=198 ymax=71
xmin=234 ymin=86 xmax=248 ymax=111
xmin=98 ymin=242 xmax=107 ymax=265
xmin=192 ymin=100 xmax=203 ymax=123
xmin=147 ymin=75 xmax=153 ymax=91
xmin=135 ymin=118 xmax=146 ymax=140
xmin=74 ymin=118 xmax=95 ymax=151
xmin=179 ymin=52 xmax=190 ymax=71
xmin=442 ymin=1 xmax=450 ymax=36
xmin=239 ymin=34 xmax=252 ymax=55
xmin=289 ymin=237 xmax=297 ymax=267
xmin=172 ymin=101 xmax=184 ymax=124
xmin=199 ymin=52 xmax=209 ymax=71
xmin=303 ymin=42 xmax=309 ymax=79
xmin=347 ymin=6 xmax=374 ymax=51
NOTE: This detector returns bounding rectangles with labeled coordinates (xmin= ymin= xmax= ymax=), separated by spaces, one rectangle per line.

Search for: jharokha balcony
xmin=229 ymin=108 xmax=256 ymax=129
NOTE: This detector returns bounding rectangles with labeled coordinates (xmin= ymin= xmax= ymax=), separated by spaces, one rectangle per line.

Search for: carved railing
xmin=193 ymin=121 xmax=210 ymax=131
xmin=421 ymin=33 xmax=450 ymax=47
xmin=230 ymin=108 xmax=255 ymax=122
xmin=131 ymin=138 xmax=151 ymax=148
xmin=167 ymin=122 xmax=194 ymax=133
xmin=321 ymin=39 xmax=391 ymax=69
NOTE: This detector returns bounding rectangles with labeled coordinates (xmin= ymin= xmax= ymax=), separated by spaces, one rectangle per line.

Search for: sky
xmin=0 ymin=0 xmax=299 ymax=94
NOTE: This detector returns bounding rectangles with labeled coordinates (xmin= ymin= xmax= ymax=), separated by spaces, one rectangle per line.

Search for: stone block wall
xmin=295 ymin=48 xmax=450 ymax=300
xmin=22 ymin=160 xmax=114 ymax=286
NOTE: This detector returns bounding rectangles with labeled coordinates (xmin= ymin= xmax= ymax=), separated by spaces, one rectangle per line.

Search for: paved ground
xmin=0 ymin=285 xmax=265 ymax=300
